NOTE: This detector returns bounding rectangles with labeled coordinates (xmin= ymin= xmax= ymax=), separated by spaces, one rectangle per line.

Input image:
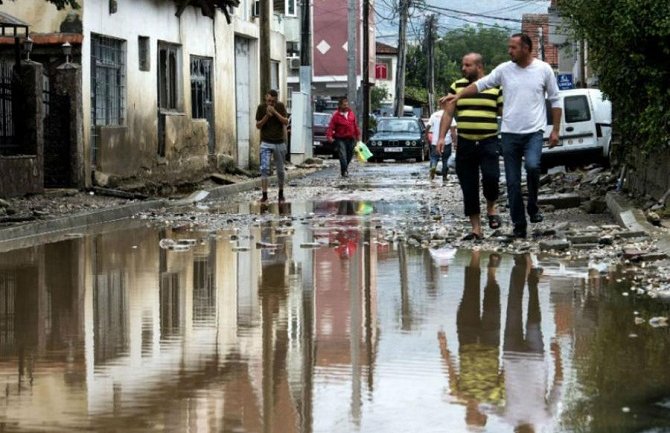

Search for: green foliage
xmin=405 ymin=25 xmax=510 ymax=97
xmin=370 ymin=85 xmax=389 ymax=111
xmin=559 ymin=0 xmax=670 ymax=157
xmin=405 ymin=86 xmax=428 ymax=104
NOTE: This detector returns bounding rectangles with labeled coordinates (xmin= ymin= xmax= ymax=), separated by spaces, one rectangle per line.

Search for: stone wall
xmin=625 ymin=149 xmax=670 ymax=205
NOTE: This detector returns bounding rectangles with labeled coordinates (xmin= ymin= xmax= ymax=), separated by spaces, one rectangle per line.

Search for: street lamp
xmin=22 ymin=36 xmax=33 ymax=61
xmin=62 ymin=41 xmax=72 ymax=64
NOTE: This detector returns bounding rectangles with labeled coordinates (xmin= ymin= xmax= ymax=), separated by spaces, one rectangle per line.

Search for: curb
xmin=0 ymin=167 xmax=321 ymax=246
xmin=606 ymin=191 xmax=670 ymax=254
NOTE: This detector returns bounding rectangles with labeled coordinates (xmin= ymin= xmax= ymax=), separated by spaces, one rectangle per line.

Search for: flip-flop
xmin=487 ymin=214 xmax=502 ymax=230
xmin=462 ymin=232 xmax=483 ymax=241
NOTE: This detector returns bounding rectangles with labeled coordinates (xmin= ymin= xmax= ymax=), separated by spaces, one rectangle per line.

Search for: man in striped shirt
xmin=437 ymin=53 xmax=503 ymax=241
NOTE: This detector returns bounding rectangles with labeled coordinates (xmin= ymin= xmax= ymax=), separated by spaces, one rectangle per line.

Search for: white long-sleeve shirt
xmin=476 ymin=59 xmax=561 ymax=134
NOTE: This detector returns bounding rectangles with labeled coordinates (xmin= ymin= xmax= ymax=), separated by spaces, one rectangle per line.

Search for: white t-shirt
xmin=428 ymin=110 xmax=456 ymax=146
xmin=476 ymin=59 xmax=561 ymax=134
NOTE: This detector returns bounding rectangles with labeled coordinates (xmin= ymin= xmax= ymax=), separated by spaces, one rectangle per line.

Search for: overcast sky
xmin=375 ymin=0 xmax=551 ymax=43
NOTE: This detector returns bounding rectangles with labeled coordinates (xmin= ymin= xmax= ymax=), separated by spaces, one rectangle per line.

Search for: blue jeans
xmin=430 ymin=144 xmax=451 ymax=174
xmin=501 ymin=131 xmax=543 ymax=229
xmin=335 ymin=138 xmax=355 ymax=175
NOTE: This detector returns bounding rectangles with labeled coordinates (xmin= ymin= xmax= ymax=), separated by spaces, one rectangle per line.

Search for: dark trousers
xmin=500 ymin=131 xmax=544 ymax=230
xmin=335 ymin=138 xmax=355 ymax=175
xmin=455 ymin=135 xmax=500 ymax=217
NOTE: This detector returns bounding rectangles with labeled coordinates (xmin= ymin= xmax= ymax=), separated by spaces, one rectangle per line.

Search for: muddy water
xmin=0 ymin=200 xmax=669 ymax=433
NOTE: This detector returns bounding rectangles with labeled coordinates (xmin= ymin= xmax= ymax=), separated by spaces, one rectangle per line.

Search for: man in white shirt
xmin=427 ymin=104 xmax=457 ymax=181
xmin=444 ymin=33 xmax=562 ymax=239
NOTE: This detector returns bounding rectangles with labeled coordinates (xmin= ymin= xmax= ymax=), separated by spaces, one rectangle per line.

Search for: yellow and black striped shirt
xmin=448 ymin=78 xmax=503 ymax=141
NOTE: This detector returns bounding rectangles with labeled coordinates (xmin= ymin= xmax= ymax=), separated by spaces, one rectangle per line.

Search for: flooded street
xmin=1 ymin=163 xmax=670 ymax=432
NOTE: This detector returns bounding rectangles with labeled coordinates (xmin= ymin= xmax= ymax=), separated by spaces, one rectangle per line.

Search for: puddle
xmin=0 ymin=200 xmax=668 ymax=432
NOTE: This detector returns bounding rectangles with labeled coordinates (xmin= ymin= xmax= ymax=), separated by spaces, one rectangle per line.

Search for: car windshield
xmin=313 ymin=113 xmax=331 ymax=126
xmin=376 ymin=119 xmax=420 ymax=133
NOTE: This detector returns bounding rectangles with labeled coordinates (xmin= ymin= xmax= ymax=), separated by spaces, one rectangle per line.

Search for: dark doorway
xmin=43 ymin=75 xmax=73 ymax=187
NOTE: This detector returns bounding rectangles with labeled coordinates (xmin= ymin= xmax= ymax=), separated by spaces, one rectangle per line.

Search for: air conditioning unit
xmin=288 ymin=56 xmax=301 ymax=70
xmin=251 ymin=0 xmax=260 ymax=17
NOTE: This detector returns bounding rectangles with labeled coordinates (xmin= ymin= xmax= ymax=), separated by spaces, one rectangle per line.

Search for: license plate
xmin=385 ymin=147 xmax=403 ymax=152
xmin=313 ymin=141 xmax=322 ymax=146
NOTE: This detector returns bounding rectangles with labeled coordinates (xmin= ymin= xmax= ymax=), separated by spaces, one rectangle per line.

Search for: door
xmin=561 ymin=93 xmax=597 ymax=148
xmin=43 ymin=74 xmax=73 ymax=187
xmin=235 ymin=38 xmax=251 ymax=168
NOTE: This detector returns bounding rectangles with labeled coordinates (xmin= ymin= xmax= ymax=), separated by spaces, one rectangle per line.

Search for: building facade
xmin=0 ymin=0 xmax=289 ymax=195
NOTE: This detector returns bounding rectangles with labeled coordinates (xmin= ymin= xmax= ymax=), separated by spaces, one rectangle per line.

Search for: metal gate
xmin=190 ymin=56 xmax=214 ymax=154
xmin=43 ymin=75 xmax=73 ymax=187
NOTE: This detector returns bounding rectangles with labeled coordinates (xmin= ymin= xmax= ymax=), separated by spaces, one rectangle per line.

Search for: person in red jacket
xmin=326 ymin=97 xmax=361 ymax=177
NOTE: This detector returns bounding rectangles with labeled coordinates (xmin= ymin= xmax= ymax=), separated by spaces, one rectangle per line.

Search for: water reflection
xmin=0 ymin=204 xmax=669 ymax=432
xmin=439 ymin=251 xmax=503 ymax=427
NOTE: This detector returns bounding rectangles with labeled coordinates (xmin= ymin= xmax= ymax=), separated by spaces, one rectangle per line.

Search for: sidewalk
xmin=0 ymin=164 xmax=326 ymax=246
xmin=606 ymin=190 xmax=670 ymax=254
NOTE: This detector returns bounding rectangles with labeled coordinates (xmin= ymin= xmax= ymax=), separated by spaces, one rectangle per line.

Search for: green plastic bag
xmin=355 ymin=141 xmax=373 ymax=161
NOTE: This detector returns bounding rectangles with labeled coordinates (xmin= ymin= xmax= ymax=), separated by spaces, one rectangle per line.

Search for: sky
xmin=375 ymin=0 xmax=552 ymax=43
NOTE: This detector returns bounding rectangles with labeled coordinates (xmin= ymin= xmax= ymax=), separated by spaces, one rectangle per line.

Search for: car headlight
xmin=405 ymin=140 xmax=410 ymax=146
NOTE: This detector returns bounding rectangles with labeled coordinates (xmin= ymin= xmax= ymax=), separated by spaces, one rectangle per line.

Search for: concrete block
xmin=537 ymin=193 xmax=582 ymax=209
xmin=567 ymin=234 xmax=600 ymax=244
xmin=539 ymin=239 xmax=571 ymax=251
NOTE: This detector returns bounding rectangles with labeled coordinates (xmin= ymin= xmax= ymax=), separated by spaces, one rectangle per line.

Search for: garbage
xmin=429 ymin=247 xmax=457 ymax=267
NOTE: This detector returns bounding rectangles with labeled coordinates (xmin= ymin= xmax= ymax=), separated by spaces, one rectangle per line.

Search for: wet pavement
xmin=1 ymin=162 xmax=670 ymax=432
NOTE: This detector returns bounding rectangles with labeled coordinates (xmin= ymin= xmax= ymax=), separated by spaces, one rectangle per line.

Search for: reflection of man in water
xmin=438 ymin=251 xmax=504 ymax=428
xmin=502 ymin=254 xmax=562 ymax=432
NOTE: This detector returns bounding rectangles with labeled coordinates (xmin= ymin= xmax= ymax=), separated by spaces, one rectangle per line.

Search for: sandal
xmin=462 ymin=232 xmax=483 ymax=241
xmin=487 ymin=214 xmax=502 ymax=230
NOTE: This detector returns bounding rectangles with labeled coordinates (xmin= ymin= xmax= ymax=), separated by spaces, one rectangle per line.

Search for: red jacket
xmin=326 ymin=109 xmax=360 ymax=140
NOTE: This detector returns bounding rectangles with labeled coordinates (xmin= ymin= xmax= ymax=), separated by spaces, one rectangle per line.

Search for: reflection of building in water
xmin=0 ymin=210 xmax=325 ymax=432
xmin=313 ymin=220 xmax=379 ymax=423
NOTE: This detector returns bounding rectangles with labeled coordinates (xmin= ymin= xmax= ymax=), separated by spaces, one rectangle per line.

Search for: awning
xmin=0 ymin=11 xmax=30 ymax=38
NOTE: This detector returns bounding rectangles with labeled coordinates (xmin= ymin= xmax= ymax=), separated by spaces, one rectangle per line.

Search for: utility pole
xmin=579 ymin=38 xmax=586 ymax=88
xmin=347 ymin=0 xmax=357 ymax=113
xmin=260 ymin=0 xmax=271 ymax=94
xmin=300 ymin=0 xmax=313 ymax=158
xmin=394 ymin=0 xmax=410 ymax=117
xmin=362 ymin=0 xmax=371 ymax=141
xmin=425 ymin=14 xmax=436 ymax=114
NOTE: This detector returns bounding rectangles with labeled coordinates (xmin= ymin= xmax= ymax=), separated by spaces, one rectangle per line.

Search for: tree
xmin=370 ymin=85 xmax=389 ymax=112
xmin=405 ymin=25 xmax=510 ymax=103
xmin=558 ymin=0 xmax=670 ymax=157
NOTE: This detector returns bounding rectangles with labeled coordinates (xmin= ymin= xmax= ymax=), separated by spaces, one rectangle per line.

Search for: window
xmin=91 ymin=34 xmax=126 ymax=127
xmin=375 ymin=59 xmax=392 ymax=80
xmin=271 ymin=60 xmax=279 ymax=91
xmin=286 ymin=0 xmax=296 ymax=16
xmin=158 ymin=42 xmax=182 ymax=111
xmin=564 ymin=95 xmax=591 ymax=123
xmin=138 ymin=36 xmax=150 ymax=71
xmin=274 ymin=0 xmax=296 ymax=16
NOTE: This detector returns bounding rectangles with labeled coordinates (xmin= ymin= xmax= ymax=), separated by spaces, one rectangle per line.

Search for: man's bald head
xmin=461 ymin=53 xmax=485 ymax=82
xmin=463 ymin=52 xmax=484 ymax=67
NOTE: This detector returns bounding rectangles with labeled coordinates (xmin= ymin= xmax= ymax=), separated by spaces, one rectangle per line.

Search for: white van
xmin=542 ymin=88 xmax=613 ymax=166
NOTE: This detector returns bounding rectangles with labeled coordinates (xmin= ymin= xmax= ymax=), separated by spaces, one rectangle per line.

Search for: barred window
xmin=91 ymin=34 xmax=126 ymax=127
xmin=158 ymin=42 xmax=182 ymax=111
